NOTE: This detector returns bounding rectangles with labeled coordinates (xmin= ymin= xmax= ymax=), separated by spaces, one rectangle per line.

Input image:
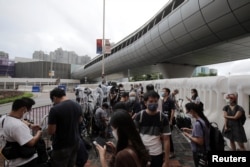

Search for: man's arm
xmin=162 ymin=135 xmax=170 ymax=167
xmin=48 ymin=124 xmax=56 ymax=135
xmin=25 ymin=130 xmax=42 ymax=147
xmin=170 ymin=109 xmax=175 ymax=125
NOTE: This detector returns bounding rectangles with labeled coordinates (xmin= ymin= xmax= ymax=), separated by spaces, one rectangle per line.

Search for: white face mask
xmin=112 ymin=129 xmax=118 ymax=140
xmin=22 ymin=109 xmax=29 ymax=120
xmin=186 ymin=113 xmax=193 ymax=118
xmin=225 ymin=99 xmax=230 ymax=103
xmin=129 ymin=97 xmax=136 ymax=102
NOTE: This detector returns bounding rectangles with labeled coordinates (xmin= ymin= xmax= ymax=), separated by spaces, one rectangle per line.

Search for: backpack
xmin=225 ymin=105 xmax=246 ymax=125
xmin=236 ymin=105 xmax=246 ymax=125
xmin=197 ymin=121 xmax=224 ymax=151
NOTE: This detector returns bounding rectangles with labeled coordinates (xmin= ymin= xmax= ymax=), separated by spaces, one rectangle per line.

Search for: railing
xmin=25 ymin=104 xmax=52 ymax=125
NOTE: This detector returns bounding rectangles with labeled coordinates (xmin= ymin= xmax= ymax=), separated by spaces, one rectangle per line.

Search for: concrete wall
xmin=120 ymin=75 xmax=250 ymax=150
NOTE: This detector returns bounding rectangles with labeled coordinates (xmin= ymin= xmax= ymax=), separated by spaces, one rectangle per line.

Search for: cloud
xmin=205 ymin=58 xmax=250 ymax=76
xmin=0 ymin=0 xmax=168 ymax=59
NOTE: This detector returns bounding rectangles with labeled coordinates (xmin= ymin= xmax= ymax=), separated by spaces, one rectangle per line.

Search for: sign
xmin=32 ymin=86 xmax=40 ymax=92
xmin=96 ymin=39 xmax=102 ymax=54
xmin=105 ymin=39 xmax=111 ymax=54
xmin=49 ymin=70 xmax=55 ymax=77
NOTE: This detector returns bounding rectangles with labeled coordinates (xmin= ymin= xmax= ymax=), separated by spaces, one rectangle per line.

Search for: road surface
xmin=0 ymin=92 xmax=76 ymax=115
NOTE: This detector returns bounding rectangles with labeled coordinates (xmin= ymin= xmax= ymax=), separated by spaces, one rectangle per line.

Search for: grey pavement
xmin=0 ymin=92 xmax=76 ymax=115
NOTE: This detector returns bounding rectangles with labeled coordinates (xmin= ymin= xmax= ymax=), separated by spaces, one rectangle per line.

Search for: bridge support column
xmin=158 ymin=64 xmax=195 ymax=78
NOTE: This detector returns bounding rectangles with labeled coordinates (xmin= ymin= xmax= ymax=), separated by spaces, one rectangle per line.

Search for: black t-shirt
xmin=48 ymin=100 xmax=82 ymax=150
xmin=162 ymin=97 xmax=175 ymax=118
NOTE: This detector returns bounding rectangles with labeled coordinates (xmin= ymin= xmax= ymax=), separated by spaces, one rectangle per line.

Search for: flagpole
xmin=102 ymin=0 xmax=105 ymax=80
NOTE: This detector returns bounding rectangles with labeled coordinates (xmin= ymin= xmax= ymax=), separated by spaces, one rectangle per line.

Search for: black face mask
xmin=148 ymin=103 xmax=158 ymax=111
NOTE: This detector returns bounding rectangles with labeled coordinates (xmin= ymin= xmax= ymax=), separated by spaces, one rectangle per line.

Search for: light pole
xmin=50 ymin=52 xmax=54 ymax=85
xmin=102 ymin=0 xmax=106 ymax=81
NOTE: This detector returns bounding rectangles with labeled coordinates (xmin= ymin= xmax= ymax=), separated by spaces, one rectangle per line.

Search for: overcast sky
xmin=1 ymin=0 xmax=249 ymax=76
xmin=0 ymin=0 xmax=169 ymax=59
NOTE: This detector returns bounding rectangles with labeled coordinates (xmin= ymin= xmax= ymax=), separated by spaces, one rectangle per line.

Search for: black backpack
xmin=209 ymin=122 xmax=224 ymax=151
xmin=197 ymin=121 xmax=224 ymax=151
xmin=235 ymin=105 xmax=246 ymax=125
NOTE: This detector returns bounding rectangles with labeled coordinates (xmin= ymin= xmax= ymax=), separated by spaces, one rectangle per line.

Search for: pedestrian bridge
xmin=72 ymin=0 xmax=250 ymax=82
xmin=79 ymin=75 xmax=250 ymax=150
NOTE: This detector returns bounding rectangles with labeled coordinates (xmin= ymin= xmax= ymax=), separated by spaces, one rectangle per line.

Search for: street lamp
xmin=102 ymin=0 xmax=106 ymax=81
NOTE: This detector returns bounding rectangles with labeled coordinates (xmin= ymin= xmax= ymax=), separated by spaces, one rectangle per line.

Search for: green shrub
xmin=0 ymin=91 xmax=33 ymax=104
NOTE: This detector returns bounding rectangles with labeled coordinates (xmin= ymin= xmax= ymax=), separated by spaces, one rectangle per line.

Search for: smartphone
xmin=93 ymin=137 xmax=113 ymax=153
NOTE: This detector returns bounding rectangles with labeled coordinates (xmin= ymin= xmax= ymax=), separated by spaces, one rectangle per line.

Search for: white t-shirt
xmin=0 ymin=115 xmax=7 ymax=148
xmin=3 ymin=116 xmax=38 ymax=166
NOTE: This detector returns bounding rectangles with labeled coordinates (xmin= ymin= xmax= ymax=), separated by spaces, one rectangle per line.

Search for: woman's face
xmin=227 ymin=94 xmax=236 ymax=103
xmin=186 ymin=108 xmax=194 ymax=117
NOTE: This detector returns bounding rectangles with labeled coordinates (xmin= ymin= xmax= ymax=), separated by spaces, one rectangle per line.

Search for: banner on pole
xmin=96 ymin=39 xmax=102 ymax=54
xmin=105 ymin=39 xmax=111 ymax=54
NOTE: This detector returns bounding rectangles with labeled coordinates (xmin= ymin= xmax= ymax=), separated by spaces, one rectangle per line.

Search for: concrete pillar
xmin=158 ymin=63 xmax=195 ymax=78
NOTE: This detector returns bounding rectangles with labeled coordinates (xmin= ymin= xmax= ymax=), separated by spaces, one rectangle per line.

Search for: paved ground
xmin=84 ymin=126 xmax=195 ymax=167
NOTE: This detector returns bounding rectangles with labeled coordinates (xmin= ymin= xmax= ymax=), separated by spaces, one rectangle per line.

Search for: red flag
xmin=96 ymin=39 xmax=102 ymax=54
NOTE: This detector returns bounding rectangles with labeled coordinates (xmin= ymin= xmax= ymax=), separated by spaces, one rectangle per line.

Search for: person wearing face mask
xmin=222 ymin=93 xmax=247 ymax=151
xmin=161 ymin=88 xmax=176 ymax=159
xmin=95 ymin=103 xmax=110 ymax=138
xmin=134 ymin=91 xmax=171 ymax=167
xmin=129 ymin=91 xmax=141 ymax=115
xmin=95 ymin=110 xmax=150 ymax=167
xmin=186 ymin=89 xmax=201 ymax=105
xmin=182 ymin=102 xmax=210 ymax=167
xmin=2 ymin=98 xmax=42 ymax=167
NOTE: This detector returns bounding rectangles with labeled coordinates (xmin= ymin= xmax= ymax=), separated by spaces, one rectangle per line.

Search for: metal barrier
xmin=25 ymin=104 xmax=52 ymax=125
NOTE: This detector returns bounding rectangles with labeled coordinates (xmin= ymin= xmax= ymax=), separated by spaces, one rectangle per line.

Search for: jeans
xmin=50 ymin=142 xmax=79 ymax=167
xmin=150 ymin=153 xmax=163 ymax=167
xmin=170 ymin=125 xmax=174 ymax=153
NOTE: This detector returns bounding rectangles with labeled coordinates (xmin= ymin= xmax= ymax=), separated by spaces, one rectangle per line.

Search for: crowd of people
xmin=0 ymin=83 xmax=248 ymax=167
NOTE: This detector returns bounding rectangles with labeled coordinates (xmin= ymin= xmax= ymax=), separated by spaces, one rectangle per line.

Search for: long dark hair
xmin=185 ymin=102 xmax=210 ymax=127
xmin=191 ymin=89 xmax=198 ymax=100
xmin=110 ymin=110 xmax=150 ymax=166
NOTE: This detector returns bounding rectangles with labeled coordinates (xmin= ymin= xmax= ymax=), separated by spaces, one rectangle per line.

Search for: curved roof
xmin=72 ymin=0 xmax=250 ymax=81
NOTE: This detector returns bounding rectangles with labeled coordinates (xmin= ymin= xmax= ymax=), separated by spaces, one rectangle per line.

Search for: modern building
xmin=15 ymin=61 xmax=71 ymax=79
xmin=0 ymin=52 xmax=15 ymax=77
xmin=33 ymin=48 xmax=91 ymax=65
xmin=193 ymin=67 xmax=217 ymax=77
